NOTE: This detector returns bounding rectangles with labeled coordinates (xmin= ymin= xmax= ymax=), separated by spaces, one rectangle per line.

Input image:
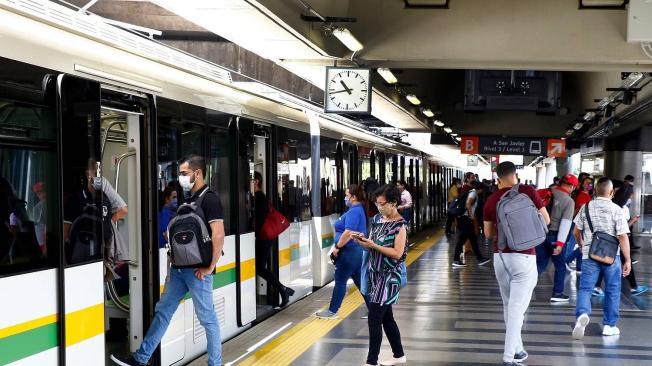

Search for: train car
xmin=0 ymin=1 xmax=463 ymax=365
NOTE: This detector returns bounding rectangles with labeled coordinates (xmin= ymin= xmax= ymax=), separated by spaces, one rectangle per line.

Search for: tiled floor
xmin=193 ymin=228 xmax=652 ymax=366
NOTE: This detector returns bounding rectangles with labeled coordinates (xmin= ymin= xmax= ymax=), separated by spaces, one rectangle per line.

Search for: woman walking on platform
xmin=316 ymin=184 xmax=369 ymax=319
xmin=354 ymin=184 xmax=407 ymax=366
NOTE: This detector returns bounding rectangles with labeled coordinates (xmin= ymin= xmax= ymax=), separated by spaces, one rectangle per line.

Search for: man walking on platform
xmin=484 ymin=162 xmax=550 ymax=366
xmin=536 ymin=174 xmax=578 ymax=302
xmin=572 ymin=177 xmax=631 ymax=340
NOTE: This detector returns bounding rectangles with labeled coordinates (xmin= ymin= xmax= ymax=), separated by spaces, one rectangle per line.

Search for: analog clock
xmin=324 ymin=67 xmax=372 ymax=114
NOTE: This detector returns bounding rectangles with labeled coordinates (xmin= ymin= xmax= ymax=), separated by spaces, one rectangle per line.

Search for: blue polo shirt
xmin=333 ymin=203 xmax=368 ymax=249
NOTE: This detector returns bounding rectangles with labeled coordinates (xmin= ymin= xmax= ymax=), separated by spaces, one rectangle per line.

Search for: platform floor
xmin=190 ymin=227 xmax=652 ymax=366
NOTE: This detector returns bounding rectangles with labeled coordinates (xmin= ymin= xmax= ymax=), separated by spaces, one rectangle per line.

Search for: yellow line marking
xmin=279 ymin=247 xmax=292 ymax=267
xmin=240 ymin=258 xmax=256 ymax=281
xmin=321 ymin=232 xmax=334 ymax=239
xmin=0 ymin=314 xmax=57 ymax=340
xmin=239 ymin=229 xmax=445 ymax=365
xmin=65 ymin=303 xmax=104 ymax=347
xmin=216 ymin=262 xmax=236 ymax=273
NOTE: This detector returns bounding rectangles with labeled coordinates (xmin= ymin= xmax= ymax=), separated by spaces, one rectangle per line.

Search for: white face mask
xmin=179 ymin=172 xmax=195 ymax=192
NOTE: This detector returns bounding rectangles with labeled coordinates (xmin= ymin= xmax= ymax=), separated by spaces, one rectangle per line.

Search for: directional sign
xmin=547 ymin=139 xmax=567 ymax=158
xmin=461 ymin=136 xmax=566 ymax=157
xmin=467 ymin=155 xmax=479 ymax=166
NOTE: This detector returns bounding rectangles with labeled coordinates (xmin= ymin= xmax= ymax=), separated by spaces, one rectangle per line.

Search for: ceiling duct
xmin=579 ymin=0 xmax=627 ymax=9
xmin=404 ymin=0 xmax=449 ymax=8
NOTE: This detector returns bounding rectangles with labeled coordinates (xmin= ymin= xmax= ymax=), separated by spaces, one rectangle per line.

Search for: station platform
xmin=189 ymin=227 xmax=652 ymax=366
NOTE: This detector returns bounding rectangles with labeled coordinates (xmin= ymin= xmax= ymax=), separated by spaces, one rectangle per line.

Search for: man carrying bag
xmin=571 ymin=177 xmax=631 ymax=340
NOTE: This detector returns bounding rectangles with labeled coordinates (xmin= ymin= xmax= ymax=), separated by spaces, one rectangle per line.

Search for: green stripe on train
xmin=183 ymin=267 xmax=237 ymax=300
xmin=321 ymin=236 xmax=334 ymax=249
xmin=0 ymin=323 xmax=58 ymax=365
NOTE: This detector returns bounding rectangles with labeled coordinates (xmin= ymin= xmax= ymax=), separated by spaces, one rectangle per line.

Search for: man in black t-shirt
xmin=111 ymin=155 xmax=225 ymax=366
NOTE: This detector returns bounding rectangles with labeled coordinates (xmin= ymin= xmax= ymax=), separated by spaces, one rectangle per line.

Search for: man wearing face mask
xmin=112 ymin=155 xmax=225 ymax=366
xmin=158 ymin=183 xmax=178 ymax=248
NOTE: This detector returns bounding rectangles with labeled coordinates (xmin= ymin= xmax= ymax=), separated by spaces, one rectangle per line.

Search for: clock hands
xmin=339 ymin=80 xmax=353 ymax=95
xmin=329 ymin=89 xmax=350 ymax=95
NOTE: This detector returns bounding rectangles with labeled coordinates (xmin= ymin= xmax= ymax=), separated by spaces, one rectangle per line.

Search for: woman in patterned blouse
xmin=353 ymin=184 xmax=407 ymax=366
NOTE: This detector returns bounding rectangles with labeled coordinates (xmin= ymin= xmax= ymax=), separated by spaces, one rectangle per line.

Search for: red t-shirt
xmin=574 ymin=191 xmax=591 ymax=214
xmin=460 ymin=183 xmax=473 ymax=195
xmin=483 ymin=184 xmax=544 ymax=255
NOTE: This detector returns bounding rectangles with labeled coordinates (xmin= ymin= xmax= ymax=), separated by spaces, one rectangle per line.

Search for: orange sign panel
xmin=460 ymin=136 xmax=479 ymax=154
xmin=547 ymin=139 xmax=566 ymax=158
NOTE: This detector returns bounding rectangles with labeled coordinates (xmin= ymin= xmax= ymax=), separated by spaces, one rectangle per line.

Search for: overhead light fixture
xmin=377 ymin=68 xmax=398 ymax=84
xmin=433 ymin=120 xmax=444 ymax=127
xmin=623 ymin=72 xmax=644 ymax=88
xmin=450 ymin=133 xmax=458 ymax=136
xmin=422 ymin=108 xmax=434 ymax=118
xmin=583 ymin=111 xmax=596 ymax=121
xmin=406 ymin=94 xmax=421 ymax=105
xmin=455 ymin=136 xmax=461 ymax=141
xmin=573 ymin=122 xmax=584 ymax=130
xmin=597 ymin=97 xmax=612 ymax=108
xmin=566 ymin=129 xmax=575 ymax=136
xmin=332 ymin=27 xmax=363 ymax=52
xmin=443 ymin=127 xmax=453 ymax=133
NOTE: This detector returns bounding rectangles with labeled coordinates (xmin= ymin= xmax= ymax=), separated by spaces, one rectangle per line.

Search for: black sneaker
xmin=550 ymin=293 xmax=570 ymax=302
xmin=110 ymin=354 xmax=148 ymax=366
xmin=452 ymin=261 xmax=466 ymax=267
xmin=514 ymin=350 xmax=528 ymax=363
xmin=478 ymin=258 xmax=492 ymax=266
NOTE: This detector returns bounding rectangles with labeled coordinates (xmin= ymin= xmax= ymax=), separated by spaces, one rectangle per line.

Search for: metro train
xmin=0 ymin=1 xmax=463 ymax=365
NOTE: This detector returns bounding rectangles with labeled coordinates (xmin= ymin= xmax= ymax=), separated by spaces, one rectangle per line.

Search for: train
xmin=0 ymin=0 xmax=463 ymax=365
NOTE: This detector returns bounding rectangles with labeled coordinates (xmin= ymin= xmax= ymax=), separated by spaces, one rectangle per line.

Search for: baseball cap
xmin=562 ymin=174 xmax=579 ymax=187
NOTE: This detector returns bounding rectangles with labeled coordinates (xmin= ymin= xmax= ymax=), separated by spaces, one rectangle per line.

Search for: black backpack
xmin=167 ymin=189 xmax=213 ymax=268
xmin=67 ymin=204 xmax=104 ymax=264
xmin=448 ymin=191 xmax=471 ymax=217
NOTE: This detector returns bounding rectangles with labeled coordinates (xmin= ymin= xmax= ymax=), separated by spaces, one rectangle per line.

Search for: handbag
xmin=584 ymin=202 xmax=620 ymax=265
xmin=259 ymin=202 xmax=290 ymax=241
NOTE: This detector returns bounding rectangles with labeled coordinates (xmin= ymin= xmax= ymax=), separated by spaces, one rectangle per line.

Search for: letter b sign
xmin=461 ymin=136 xmax=479 ymax=154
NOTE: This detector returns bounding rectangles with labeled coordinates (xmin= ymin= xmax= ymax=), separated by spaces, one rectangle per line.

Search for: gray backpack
xmin=496 ymin=184 xmax=548 ymax=253
xmin=167 ymin=189 xmax=213 ymax=268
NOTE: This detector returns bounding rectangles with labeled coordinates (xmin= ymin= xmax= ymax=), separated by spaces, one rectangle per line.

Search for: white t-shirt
xmin=464 ymin=190 xmax=478 ymax=217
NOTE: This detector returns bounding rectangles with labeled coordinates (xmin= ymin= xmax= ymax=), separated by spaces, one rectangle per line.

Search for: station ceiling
xmin=70 ymin=0 xmax=652 ymax=144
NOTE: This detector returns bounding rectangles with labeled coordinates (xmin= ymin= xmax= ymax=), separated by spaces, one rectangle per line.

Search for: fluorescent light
xmin=573 ymin=122 xmax=584 ymax=130
xmin=74 ymin=64 xmax=163 ymax=93
xmin=455 ymin=136 xmax=461 ymax=141
xmin=583 ymin=111 xmax=596 ymax=121
xmin=450 ymin=133 xmax=458 ymax=136
xmin=422 ymin=108 xmax=434 ymax=118
xmin=597 ymin=97 xmax=611 ymax=108
xmin=377 ymin=68 xmax=398 ymax=84
xmin=443 ymin=127 xmax=453 ymax=133
xmin=566 ymin=129 xmax=575 ymax=136
xmin=406 ymin=94 xmax=421 ymax=105
xmin=332 ymin=27 xmax=363 ymax=52
xmin=433 ymin=120 xmax=445 ymax=127
xmin=623 ymin=72 xmax=644 ymax=88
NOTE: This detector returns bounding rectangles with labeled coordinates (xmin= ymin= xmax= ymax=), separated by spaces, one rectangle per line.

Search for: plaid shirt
xmin=573 ymin=197 xmax=629 ymax=259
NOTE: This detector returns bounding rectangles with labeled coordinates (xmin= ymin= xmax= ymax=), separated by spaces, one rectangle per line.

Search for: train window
xmin=358 ymin=146 xmax=371 ymax=184
xmin=276 ymin=127 xmax=311 ymax=222
xmin=60 ymin=77 xmax=104 ymax=266
xmin=319 ymin=136 xmax=339 ymax=216
xmin=208 ymin=125 xmax=234 ymax=235
xmin=386 ymin=153 xmax=395 ymax=184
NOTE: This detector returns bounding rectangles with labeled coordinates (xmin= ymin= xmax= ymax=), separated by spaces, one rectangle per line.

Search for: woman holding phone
xmin=316 ymin=184 xmax=369 ymax=319
xmin=353 ymin=184 xmax=407 ymax=366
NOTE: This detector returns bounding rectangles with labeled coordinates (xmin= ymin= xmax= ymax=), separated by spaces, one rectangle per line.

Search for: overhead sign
xmin=461 ymin=136 xmax=566 ymax=157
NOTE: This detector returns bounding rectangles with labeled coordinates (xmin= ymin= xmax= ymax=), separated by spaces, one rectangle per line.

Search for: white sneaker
xmin=380 ymin=355 xmax=406 ymax=365
xmin=572 ymin=313 xmax=590 ymax=340
xmin=602 ymin=325 xmax=621 ymax=336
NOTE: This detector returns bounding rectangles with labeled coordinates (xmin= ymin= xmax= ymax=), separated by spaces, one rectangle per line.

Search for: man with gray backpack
xmin=483 ymin=162 xmax=550 ymax=366
xmin=112 ymin=155 xmax=225 ymax=366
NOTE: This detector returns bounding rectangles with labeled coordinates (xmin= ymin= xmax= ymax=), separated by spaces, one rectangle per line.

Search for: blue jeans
xmin=576 ymin=257 xmax=622 ymax=326
xmin=135 ymin=268 xmax=221 ymax=366
xmin=536 ymin=231 xmax=567 ymax=294
xmin=330 ymin=245 xmax=364 ymax=313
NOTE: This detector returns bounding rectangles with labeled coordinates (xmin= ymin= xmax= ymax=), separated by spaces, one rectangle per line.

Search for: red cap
xmin=562 ymin=174 xmax=579 ymax=187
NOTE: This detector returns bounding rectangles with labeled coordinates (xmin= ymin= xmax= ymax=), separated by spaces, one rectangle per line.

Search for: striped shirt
xmin=573 ymin=197 xmax=629 ymax=259
xmin=366 ymin=218 xmax=407 ymax=305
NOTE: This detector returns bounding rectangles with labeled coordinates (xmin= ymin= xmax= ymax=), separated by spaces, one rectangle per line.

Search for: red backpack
xmin=537 ymin=188 xmax=555 ymax=215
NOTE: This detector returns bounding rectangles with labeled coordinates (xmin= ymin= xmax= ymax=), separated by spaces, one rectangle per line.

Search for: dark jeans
xmin=536 ymin=231 xmax=567 ymax=294
xmin=329 ymin=245 xmax=364 ymax=313
xmin=453 ymin=216 xmax=484 ymax=262
xmin=367 ymin=303 xmax=404 ymax=365
xmin=255 ymin=239 xmax=285 ymax=293
xmin=445 ymin=212 xmax=455 ymax=234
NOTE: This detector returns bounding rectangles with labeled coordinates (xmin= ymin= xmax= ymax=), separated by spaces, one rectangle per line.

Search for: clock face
xmin=324 ymin=67 xmax=371 ymax=113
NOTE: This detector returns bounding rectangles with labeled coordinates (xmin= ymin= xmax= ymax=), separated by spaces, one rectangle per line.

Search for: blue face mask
xmin=344 ymin=196 xmax=352 ymax=207
xmin=168 ymin=198 xmax=178 ymax=209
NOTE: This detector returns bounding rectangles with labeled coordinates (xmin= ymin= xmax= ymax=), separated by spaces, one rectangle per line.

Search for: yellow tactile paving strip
xmin=238 ymin=229 xmax=445 ymax=366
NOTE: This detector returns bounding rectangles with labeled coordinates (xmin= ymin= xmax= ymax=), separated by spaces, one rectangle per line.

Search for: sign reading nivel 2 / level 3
xmin=460 ymin=136 xmax=566 ymax=157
